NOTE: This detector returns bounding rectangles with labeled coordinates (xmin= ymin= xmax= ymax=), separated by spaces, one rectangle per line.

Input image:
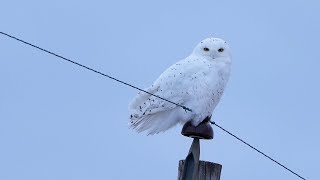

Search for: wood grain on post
xmin=178 ymin=160 xmax=222 ymax=180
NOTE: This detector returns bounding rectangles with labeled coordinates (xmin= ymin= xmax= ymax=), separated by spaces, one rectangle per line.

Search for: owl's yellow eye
xmin=203 ymin=47 xmax=210 ymax=51
xmin=218 ymin=48 xmax=224 ymax=52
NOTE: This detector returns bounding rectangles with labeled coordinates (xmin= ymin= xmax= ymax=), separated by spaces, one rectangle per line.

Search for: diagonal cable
xmin=0 ymin=31 xmax=192 ymax=112
xmin=1 ymin=31 xmax=306 ymax=180
xmin=211 ymin=121 xmax=306 ymax=180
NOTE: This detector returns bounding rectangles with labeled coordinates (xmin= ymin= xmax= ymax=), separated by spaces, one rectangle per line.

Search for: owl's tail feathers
xmin=129 ymin=109 xmax=180 ymax=135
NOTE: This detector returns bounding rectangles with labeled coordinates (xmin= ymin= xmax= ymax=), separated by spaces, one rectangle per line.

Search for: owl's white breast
xmin=181 ymin=56 xmax=231 ymax=125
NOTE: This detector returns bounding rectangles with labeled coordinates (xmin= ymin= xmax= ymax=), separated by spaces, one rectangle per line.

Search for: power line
xmin=0 ymin=31 xmax=192 ymax=112
xmin=211 ymin=121 xmax=306 ymax=180
xmin=0 ymin=31 xmax=306 ymax=180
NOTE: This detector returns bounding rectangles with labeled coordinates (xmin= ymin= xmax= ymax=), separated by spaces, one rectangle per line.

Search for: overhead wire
xmin=211 ymin=121 xmax=306 ymax=180
xmin=0 ymin=31 xmax=306 ymax=180
xmin=0 ymin=32 xmax=191 ymax=112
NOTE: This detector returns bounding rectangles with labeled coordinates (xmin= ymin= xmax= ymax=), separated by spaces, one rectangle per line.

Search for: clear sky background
xmin=1 ymin=1 xmax=319 ymax=179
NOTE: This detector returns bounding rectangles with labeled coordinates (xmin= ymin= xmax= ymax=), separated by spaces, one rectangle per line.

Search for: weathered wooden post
xmin=178 ymin=117 xmax=222 ymax=180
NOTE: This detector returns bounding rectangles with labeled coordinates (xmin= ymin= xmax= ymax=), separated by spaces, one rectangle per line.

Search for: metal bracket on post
xmin=181 ymin=138 xmax=200 ymax=180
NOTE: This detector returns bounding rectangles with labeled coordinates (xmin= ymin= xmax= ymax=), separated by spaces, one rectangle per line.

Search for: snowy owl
xmin=129 ymin=38 xmax=231 ymax=135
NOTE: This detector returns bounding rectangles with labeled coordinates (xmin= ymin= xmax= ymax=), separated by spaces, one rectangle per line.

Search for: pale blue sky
xmin=1 ymin=1 xmax=319 ymax=179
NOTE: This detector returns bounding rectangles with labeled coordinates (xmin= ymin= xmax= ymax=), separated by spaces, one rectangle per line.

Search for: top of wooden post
xmin=181 ymin=116 xmax=213 ymax=140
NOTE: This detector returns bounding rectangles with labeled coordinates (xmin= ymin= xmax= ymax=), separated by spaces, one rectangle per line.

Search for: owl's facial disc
xmin=193 ymin=38 xmax=230 ymax=60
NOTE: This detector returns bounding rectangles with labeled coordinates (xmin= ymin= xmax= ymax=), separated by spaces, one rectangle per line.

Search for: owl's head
xmin=192 ymin=38 xmax=231 ymax=62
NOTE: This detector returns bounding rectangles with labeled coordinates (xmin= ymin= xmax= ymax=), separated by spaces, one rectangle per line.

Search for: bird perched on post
xmin=129 ymin=38 xmax=231 ymax=135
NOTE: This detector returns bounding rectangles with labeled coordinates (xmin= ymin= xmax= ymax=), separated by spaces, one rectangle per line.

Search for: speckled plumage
xmin=129 ymin=38 xmax=232 ymax=135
